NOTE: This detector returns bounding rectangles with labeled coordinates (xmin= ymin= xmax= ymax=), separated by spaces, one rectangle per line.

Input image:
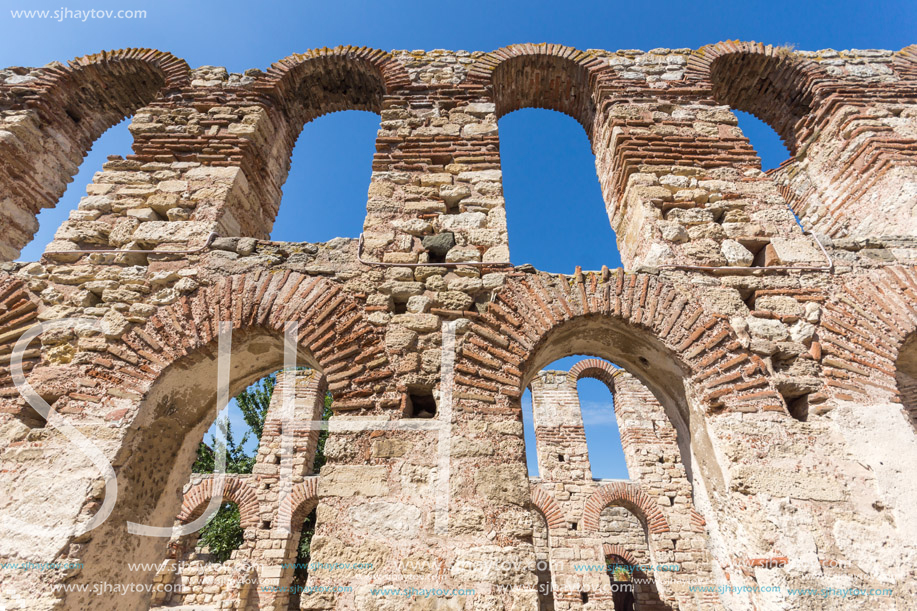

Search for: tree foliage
xmin=188 ymin=372 xmax=331 ymax=568
xmin=190 ymin=373 xmax=277 ymax=561
xmin=198 ymin=502 xmax=244 ymax=563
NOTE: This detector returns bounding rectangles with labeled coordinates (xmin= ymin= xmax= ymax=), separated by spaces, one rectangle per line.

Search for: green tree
xmin=190 ymin=374 xmax=277 ymax=561
xmin=236 ymin=373 xmax=276 ymax=441
xmin=198 ymin=502 xmax=244 ymax=563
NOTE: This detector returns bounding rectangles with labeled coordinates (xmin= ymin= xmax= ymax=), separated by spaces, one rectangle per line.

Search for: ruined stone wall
xmin=528 ymin=365 xmax=715 ymax=610
xmin=0 ymin=42 xmax=916 ymax=611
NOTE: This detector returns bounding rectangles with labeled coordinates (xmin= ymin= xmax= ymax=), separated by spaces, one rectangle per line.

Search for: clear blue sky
xmin=4 ymin=0 xmax=913 ymax=477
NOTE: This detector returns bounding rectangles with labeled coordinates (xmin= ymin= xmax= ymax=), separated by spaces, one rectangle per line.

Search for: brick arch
xmin=602 ymin=544 xmax=639 ymax=568
xmin=259 ymin=47 xmax=409 ymax=126
xmin=893 ymin=45 xmax=917 ymax=80
xmin=583 ymin=482 xmax=669 ymax=534
xmin=567 ymin=357 xmax=618 ymax=393
xmin=177 ymin=477 xmax=260 ymax=529
xmin=244 ymin=48 xmax=409 ymax=237
xmin=468 ymin=43 xmax=613 ymax=137
xmin=0 ymin=49 xmax=191 ymax=261
xmin=85 ymin=271 xmax=389 ymax=413
xmin=455 ymin=271 xmax=784 ymax=417
xmin=50 ymin=272 xmax=389 ymax=607
xmin=530 ymin=485 xmax=566 ymax=530
xmin=819 ymin=267 xmax=917 ymax=426
xmin=0 ymin=275 xmax=40 ymax=414
xmin=686 ymin=41 xmax=829 ymax=154
xmin=1 ymin=48 xmax=189 ymax=110
xmin=277 ymin=478 xmax=319 ymax=527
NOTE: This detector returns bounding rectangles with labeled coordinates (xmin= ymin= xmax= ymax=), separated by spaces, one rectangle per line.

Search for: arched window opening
xmin=522 ymin=387 xmax=540 ymax=477
xmin=270 ymin=110 xmax=379 ymax=243
xmin=153 ymin=367 xmax=329 ymax=609
xmin=601 ymin=509 xmax=669 ymax=610
xmin=287 ymin=392 xmax=332 ymax=611
xmin=194 ymin=371 xmax=279 ymax=473
xmin=499 ymin=110 xmax=621 ymax=273
xmin=733 ymin=110 xmax=792 ymax=172
xmin=574 ymin=367 xmax=629 ymax=481
xmin=525 ymin=355 xmax=629 ymax=481
xmin=897 ymin=334 xmax=917 ymax=430
xmin=15 ymin=119 xmax=133 ymax=261
xmin=606 ymin=553 xmax=636 ymax=611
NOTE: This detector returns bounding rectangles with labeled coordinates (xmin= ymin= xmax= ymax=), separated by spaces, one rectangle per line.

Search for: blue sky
xmin=4 ymin=0 xmax=913 ymax=477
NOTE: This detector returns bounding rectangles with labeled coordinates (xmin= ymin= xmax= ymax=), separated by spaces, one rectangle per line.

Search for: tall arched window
xmin=0 ymin=50 xmax=189 ymax=261
xmin=271 ymin=110 xmax=379 ymax=243
xmin=16 ymin=120 xmax=134 ymax=261
xmin=500 ymin=110 xmax=621 ymax=273
xmin=732 ymin=110 xmax=792 ymax=171
xmin=524 ymin=355 xmax=629 ymax=480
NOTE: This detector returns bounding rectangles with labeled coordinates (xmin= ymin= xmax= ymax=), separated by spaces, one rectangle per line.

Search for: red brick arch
xmin=178 ymin=476 xmax=260 ymax=528
xmin=686 ymin=41 xmax=829 ymax=154
xmin=583 ymin=482 xmax=669 ymax=534
xmin=0 ymin=276 xmax=39 ymax=413
xmin=567 ymin=358 xmax=618 ymax=394
xmin=454 ymin=271 xmax=784 ymax=416
xmin=602 ymin=544 xmax=639 ymax=568
xmin=893 ymin=45 xmax=917 ymax=80
xmin=277 ymin=477 xmax=319 ymax=527
xmin=530 ymin=485 xmax=566 ymax=530
xmin=819 ymin=266 xmax=917 ymax=426
xmin=468 ymin=43 xmax=615 ymax=137
xmin=259 ymin=45 xmax=410 ymax=101
xmin=85 ymin=272 xmax=389 ymax=412
xmin=245 ymin=48 xmax=410 ymax=235
xmin=2 ymin=48 xmax=189 ymax=107
xmin=0 ymin=49 xmax=191 ymax=261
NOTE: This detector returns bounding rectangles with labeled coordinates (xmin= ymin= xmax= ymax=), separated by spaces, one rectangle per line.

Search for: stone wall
xmin=0 ymin=41 xmax=916 ymax=611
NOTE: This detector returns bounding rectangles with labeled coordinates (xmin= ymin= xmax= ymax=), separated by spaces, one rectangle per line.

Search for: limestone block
xmin=317 ymin=466 xmax=389 ymax=497
xmin=721 ymin=239 xmax=754 ymax=266
xmin=350 ymin=501 xmax=422 ymax=537
xmin=767 ymin=237 xmax=825 ymax=265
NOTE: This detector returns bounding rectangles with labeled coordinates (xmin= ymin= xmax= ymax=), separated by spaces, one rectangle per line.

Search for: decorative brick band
xmin=178 ymin=476 xmax=260 ymax=529
xmin=277 ymin=477 xmax=319 ymax=527
xmin=819 ymin=266 xmax=917 ymax=424
xmin=530 ymin=485 xmax=566 ymax=530
xmin=583 ymin=481 xmax=670 ymax=534
xmin=0 ymin=276 xmax=39 ymax=409
xmin=567 ymin=358 xmax=618 ymax=393
xmin=892 ymin=45 xmax=917 ymax=80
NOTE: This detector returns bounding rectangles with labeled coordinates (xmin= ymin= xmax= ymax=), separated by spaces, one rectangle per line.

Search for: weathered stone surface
xmin=422 ymin=232 xmax=455 ymax=256
xmin=1 ymin=42 xmax=916 ymax=611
